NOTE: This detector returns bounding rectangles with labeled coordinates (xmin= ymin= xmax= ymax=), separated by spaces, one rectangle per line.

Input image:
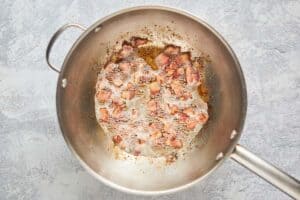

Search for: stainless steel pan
xmin=45 ymin=6 xmax=300 ymax=198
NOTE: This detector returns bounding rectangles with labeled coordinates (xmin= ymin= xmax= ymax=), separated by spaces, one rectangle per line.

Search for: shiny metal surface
xmin=231 ymin=145 xmax=300 ymax=199
xmin=46 ymin=23 xmax=86 ymax=73
xmin=45 ymin=6 xmax=297 ymax=196
xmin=51 ymin=6 xmax=247 ymax=194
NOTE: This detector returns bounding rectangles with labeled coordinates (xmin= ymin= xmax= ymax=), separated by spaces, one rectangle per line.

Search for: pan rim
xmin=55 ymin=5 xmax=248 ymax=195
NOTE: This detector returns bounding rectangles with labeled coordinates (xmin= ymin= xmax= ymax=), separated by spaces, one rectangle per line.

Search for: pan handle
xmin=46 ymin=23 xmax=86 ymax=73
xmin=231 ymin=144 xmax=300 ymax=199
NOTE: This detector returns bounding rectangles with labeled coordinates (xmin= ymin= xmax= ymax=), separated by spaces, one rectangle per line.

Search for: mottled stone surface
xmin=0 ymin=0 xmax=299 ymax=199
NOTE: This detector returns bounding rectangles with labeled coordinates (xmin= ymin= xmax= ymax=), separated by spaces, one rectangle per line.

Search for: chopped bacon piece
xmin=169 ymin=104 xmax=179 ymax=115
xmin=133 ymin=145 xmax=141 ymax=156
xmin=133 ymin=150 xmax=141 ymax=156
xmin=186 ymin=66 xmax=200 ymax=85
xmin=105 ymin=74 xmax=113 ymax=82
xmin=171 ymin=81 xmax=184 ymax=97
xmin=131 ymin=37 xmax=148 ymax=47
xmin=111 ymin=101 xmax=126 ymax=118
xmin=198 ymin=112 xmax=209 ymax=124
xmin=186 ymin=120 xmax=198 ymax=130
xmin=147 ymin=100 xmax=158 ymax=112
xmin=120 ymin=42 xmax=134 ymax=58
xmin=192 ymin=72 xmax=200 ymax=83
xmin=166 ymin=68 xmax=175 ymax=76
xmin=164 ymin=61 xmax=178 ymax=76
xmin=127 ymin=82 xmax=134 ymax=89
xmin=186 ymin=66 xmax=193 ymax=84
xmin=183 ymin=107 xmax=194 ymax=116
xmin=119 ymin=62 xmax=131 ymax=74
xmin=156 ymin=74 xmax=165 ymax=84
xmin=149 ymin=122 xmax=163 ymax=132
xmin=164 ymin=45 xmax=180 ymax=55
xmin=155 ymin=53 xmax=170 ymax=67
xmin=170 ymin=139 xmax=183 ymax=149
xmin=112 ymin=76 xmax=123 ymax=87
xmin=96 ymin=88 xmax=112 ymax=103
xmin=121 ymin=82 xmax=135 ymax=100
xmin=176 ymin=67 xmax=185 ymax=75
xmin=112 ymin=135 xmax=122 ymax=144
xmin=175 ymin=52 xmax=191 ymax=66
xmin=169 ymin=61 xmax=178 ymax=69
xmin=99 ymin=108 xmax=109 ymax=122
xmin=181 ymin=92 xmax=192 ymax=100
xmin=121 ymin=90 xmax=135 ymax=100
xmin=150 ymin=131 xmax=162 ymax=139
xmin=149 ymin=82 xmax=160 ymax=95
xmin=170 ymin=66 xmax=185 ymax=79
xmin=178 ymin=112 xmax=189 ymax=122
xmin=104 ymin=63 xmax=114 ymax=73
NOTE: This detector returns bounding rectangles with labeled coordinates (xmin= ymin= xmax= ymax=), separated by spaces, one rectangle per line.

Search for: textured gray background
xmin=0 ymin=0 xmax=299 ymax=199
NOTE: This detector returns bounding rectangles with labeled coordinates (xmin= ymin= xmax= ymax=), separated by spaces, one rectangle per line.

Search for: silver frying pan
xmin=45 ymin=6 xmax=300 ymax=199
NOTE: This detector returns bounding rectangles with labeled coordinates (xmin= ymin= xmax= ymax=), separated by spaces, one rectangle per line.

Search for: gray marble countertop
xmin=0 ymin=0 xmax=299 ymax=199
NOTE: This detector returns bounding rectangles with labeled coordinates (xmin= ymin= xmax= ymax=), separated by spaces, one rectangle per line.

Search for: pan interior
xmin=57 ymin=7 xmax=246 ymax=192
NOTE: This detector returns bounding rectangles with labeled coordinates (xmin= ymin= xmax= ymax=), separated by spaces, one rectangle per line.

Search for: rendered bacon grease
xmin=95 ymin=37 xmax=209 ymax=160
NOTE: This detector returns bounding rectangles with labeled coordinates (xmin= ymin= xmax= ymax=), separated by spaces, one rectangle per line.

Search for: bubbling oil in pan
xmin=95 ymin=37 xmax=210 ymax=163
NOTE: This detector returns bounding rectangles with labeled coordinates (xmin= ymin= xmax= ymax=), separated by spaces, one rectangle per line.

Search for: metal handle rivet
xmin=61 ymin=78 xmax=67 ymax=88
xmin=216 ymin=152 xmax=224 ymax=161
xmin=94 ymin=26 xmax=102 ymax=33
xmin=230 ymin=130 xmax=238 ymax=140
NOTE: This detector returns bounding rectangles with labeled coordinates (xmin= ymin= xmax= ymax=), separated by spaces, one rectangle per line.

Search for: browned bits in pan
xmin=137 ymin=46 xmax=163 ymax=70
